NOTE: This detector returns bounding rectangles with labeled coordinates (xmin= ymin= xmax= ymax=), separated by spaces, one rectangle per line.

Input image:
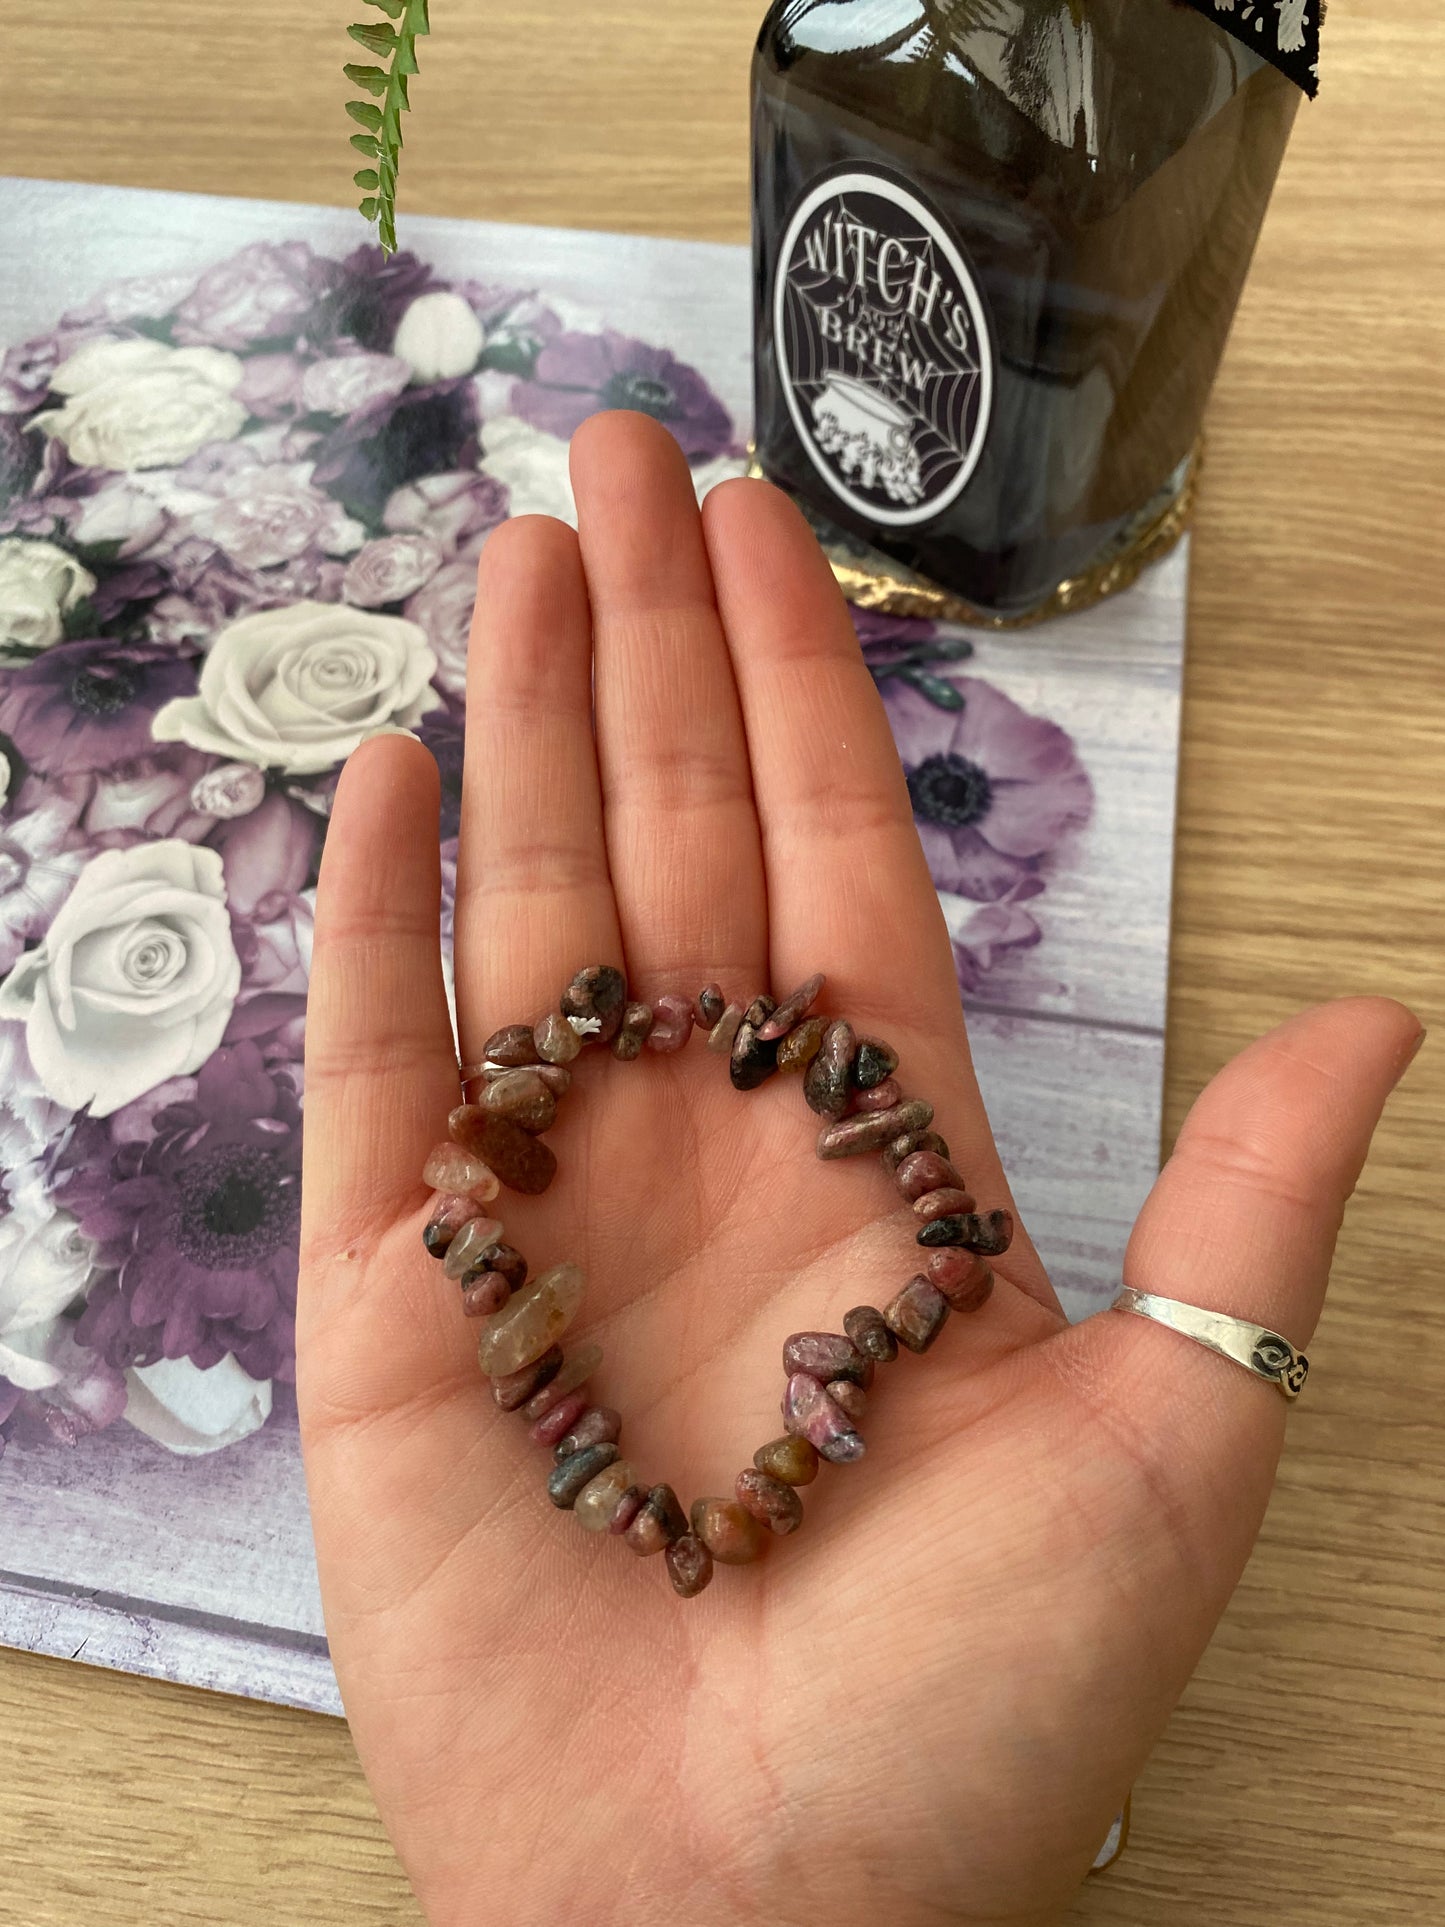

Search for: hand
xmin=298 ymin=412 xmax=1420 ymax=1927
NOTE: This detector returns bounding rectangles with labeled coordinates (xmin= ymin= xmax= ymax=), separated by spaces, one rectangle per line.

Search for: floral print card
xmin=0 ymin=178 xmax=1183 ymax=1713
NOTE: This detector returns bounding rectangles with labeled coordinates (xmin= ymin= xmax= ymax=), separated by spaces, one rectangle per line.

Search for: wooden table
xmin=2 ymin=4 xmax=1441 ymax=1921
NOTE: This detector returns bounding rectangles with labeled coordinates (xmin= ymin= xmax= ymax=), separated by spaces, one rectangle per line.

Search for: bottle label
xmin=1179 ymin=1 xmax=1320 ymax=97
xmin=773 ymin=167 xmax=994 ymax=530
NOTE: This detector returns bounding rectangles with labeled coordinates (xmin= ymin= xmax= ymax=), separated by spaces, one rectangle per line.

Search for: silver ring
xmin=1110 ymin=1287 xmax=1309 ymax=1401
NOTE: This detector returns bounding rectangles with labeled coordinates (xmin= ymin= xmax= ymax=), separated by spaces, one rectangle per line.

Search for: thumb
xmin=1049 ymin=995 xmax=1422 ymax=1626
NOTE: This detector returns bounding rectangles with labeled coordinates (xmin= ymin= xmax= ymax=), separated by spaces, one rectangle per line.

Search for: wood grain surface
xmin=1 ymin=3 xmax=1442 ymax=1923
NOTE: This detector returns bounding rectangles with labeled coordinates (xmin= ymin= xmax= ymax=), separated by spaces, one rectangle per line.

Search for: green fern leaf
xmin=343 ymin=62 xmax=388 ymax=95
xmin=347 ymin=21 xmax=398 ymax=56
xmin=340 ymin=0 xmax=428 ymax=257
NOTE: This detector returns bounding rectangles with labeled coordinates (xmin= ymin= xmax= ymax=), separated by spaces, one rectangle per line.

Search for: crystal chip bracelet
xmin=418 ymin=967 xmax=1014 ymax=1599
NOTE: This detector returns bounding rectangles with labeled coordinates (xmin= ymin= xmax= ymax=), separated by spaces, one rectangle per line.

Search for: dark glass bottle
xmin=752 ymin=0 xmax=1300 ymax=617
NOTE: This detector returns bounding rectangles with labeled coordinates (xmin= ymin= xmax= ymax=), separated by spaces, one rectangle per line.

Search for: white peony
xmin=0 ymin=1205 xmax=96 ymax=1391
xmin=394 ymin=291 xmax=486 ymax=383
xmin=151 ymin=600 xmax=439 ymax=775
xmin=479 ymin=416 xmax=577 ymax=524
xmin=30 ymin=337 xmax=246 ymax=471
xmin=0 ymin=537 xmax=97 ymax=662
xmin=0 ymin=840 xmax=242 ymax=1118
xmin=122 ymin=1353 xmax=272 ymax=1456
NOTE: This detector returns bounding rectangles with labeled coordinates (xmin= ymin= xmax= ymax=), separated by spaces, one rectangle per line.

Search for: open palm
xmin=297 ymin=413 xmax=1417 ymax=1927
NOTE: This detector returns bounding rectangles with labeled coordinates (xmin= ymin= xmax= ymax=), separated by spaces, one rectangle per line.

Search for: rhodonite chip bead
xmin=425 ymin=962 xmax=1014 ymax=1600
xmin=690 ymin=1497 xmax=766 ymax=1564
xmin=783 ymin=1332 xmax=874 ymax=1388
xmin=803 ymin=1020 xmax=856 ymax=1118
xmin=422 ymin=1192 xmax=482 ymax=1258
xmin=753 ymin=1435 xmax=819 ymax=1486
xmin=475 ymin=1262 xmax=586 ymax=1376
xmin=612 ymin=1002 xmax=654 ymax=1060
xmin=783 ymin=1372 xmax=865 ymax=1463
xmin=917 ymin=1208 xmax=1014 ymax=1256
xmin=666 ymin=1533 xmax=714 ymax=1597
xmin=422 ymin=1142 xmax=500 ymax=1199
xmin=730 ymin=995 xmax=780 ymax=1091
xmin=626 ymin=1484 xmax=689 ymax=1557
xmin=843 ymin=1305 xmax=899 ymax=1364
xmin=549 ymin=1442 xmax=619 ymax=1509
xmin=736 ymin=1468 xmax=804 ymax=1534
xmin=450 ymin=1106 xmax=558 ymax=1195
xmin=884 ymin=1275 xmax=951 ymax=1354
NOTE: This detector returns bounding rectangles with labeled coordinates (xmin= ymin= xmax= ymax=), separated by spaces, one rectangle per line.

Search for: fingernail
xmin=1395 ymin=1027 xmax=1427 ymax=1082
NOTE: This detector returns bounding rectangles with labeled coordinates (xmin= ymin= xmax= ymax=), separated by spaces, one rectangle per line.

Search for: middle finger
xmin=570 ymin=411 xmax=768 ymax=1005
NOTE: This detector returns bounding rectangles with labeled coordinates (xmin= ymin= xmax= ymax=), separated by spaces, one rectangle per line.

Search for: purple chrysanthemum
xmin=884 ymin=676 xmax=1094 ymax=900
xmin=61 ymin=1043 xmax=301 ymax=1383
xmin=513 ymin=330 xmax=733 ymax=461
xmin=0 ymin=638 xmax=200 ymax=776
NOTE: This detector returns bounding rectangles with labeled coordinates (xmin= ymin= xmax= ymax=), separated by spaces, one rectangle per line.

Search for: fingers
xmin=1051 ymin=997 xmax=1423 ymax=1542
xmin=302 ymin=734 xmax=458 ymax=1252
xmin=700 ymin=476 xmax=959 ymax=1032
xmin=570 ymin=412 xmax=768 ymax=1001
xmin=454 ymin=514 xmax=624 ymax=1050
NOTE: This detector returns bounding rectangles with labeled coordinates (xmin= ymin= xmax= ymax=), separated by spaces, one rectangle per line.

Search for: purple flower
xmin=63 ymin=1043 xmax=302 ymax=1383
xmin=303 ymin=246 xmax=440 ymax=354
xmin=172 ymin=242 xmax=336 ymax=352
xmin=299 ymin=352 xmax=410 ymax=419
xmin=312 ymin=379 xmax=481 ymax=526
xmin=513 ymin=330 xmax=734 ymax=461
xmin=383 ymin=470 xmax=508 ymax=557
xmin=343 ymin=532 xmax=443 ymax=609
xmin=210 ymin=790 xmax=319 ymax=920
xmin=405 ymin=557 xmax=476 ymax=701
xmin=0 ymin=797 xmax=85 ymax=977
xmin=235 ymin=353 xmax=308 ymax=420
xmin=0 ymin=1321 xmax=127 ymax=1456
xmin=189 ymin=459 xmax=365 ymax=573
xmin=884 ymin=676 xmax=1093 ymax=899
xmin=416 ymin=691 xmax=466 ymax=842
xmin=0 ymin=639 xmax=200 ymax=776
xmin=0 ymin=416 xmax=42 ymax=503
xmin=850 ymin=609 xmax=975 ymax=706
xmin=950 ymin=883 xmax=1046 ymax=996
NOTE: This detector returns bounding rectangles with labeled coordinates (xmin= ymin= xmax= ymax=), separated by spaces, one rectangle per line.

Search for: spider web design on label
xmin=773 ymin=170 xmax=994 ymax=530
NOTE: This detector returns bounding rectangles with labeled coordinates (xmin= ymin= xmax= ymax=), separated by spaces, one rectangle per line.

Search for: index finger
xmin=701 ymin=476 xmax=959 ymax=1035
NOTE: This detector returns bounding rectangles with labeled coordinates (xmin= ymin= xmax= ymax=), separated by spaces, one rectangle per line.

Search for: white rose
xmin=0 ymin=1206 xmax=96 ymax=1390
xmin=394 ymin=292 xmax=486 ymax=383
xmin=122 ymin=1353 xmax=272 ymax=1456
xmin=480 ymin=416 xmax=576 ymax=524
xmin=0 ymin=537 xmax=97 ymax=662
xmin=0 ymin=841 xmax=242 ymax=1119
xmin=31 ymin=337 xmax=246 ymax=471
xmin=151 ymin=600 xmax=439 ymax=775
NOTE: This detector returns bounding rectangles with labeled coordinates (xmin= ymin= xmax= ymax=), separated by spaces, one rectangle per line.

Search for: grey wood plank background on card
xmin=0 ymin=179 xmax=1181 ymax=1713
